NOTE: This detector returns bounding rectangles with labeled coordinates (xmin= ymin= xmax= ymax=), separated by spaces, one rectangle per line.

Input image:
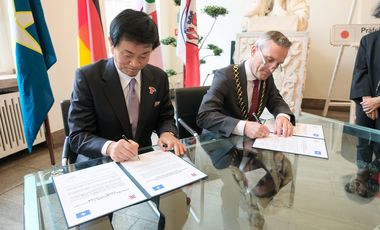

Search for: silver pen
xmin=252 ymin=113 xmax=262 ymax=124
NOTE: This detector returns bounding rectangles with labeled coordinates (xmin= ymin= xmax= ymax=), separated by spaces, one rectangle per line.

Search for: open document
xmin=264 ymin=119 xmax=325 ymax=139
xmin=53 ymin=150 xmax=207 ymax=228
xmin=253 ymin=121 xmax=328 ymax=159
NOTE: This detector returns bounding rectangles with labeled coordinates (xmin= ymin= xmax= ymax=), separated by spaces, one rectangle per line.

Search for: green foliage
xmin=207 ymin=44 xmax=223 ymax=56
xmin=161 ymin=36 xmax=177 ymax=47
xmin=163 ymin=3 xmax=229 ymax=79
xmin=166 ymin=69 xmax=177 ymax=77
xmin=198 ymin=36 xmax=204 ymax=45
xmin=173 ymin=0 xmax=180 ymax=6
xmin=202 ymin=6 xmax=228 ymax=18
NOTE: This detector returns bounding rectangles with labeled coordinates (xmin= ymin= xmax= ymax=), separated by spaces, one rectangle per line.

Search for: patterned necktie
xmin=248 ymin=79 xmax=260 ymax=121
xmin=127 ymin=78 xmax=139 ymax=137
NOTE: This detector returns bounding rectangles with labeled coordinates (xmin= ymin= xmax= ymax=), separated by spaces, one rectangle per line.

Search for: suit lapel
xmin=238 ymin=62 xmax=249 ymax=115
xmin=134 ymin=66 xmax=157 ymax=139
xmin=102 ymin=59 xmax=133 ymax=137
xmin=257 ymin=78 xmax=268 ymax=116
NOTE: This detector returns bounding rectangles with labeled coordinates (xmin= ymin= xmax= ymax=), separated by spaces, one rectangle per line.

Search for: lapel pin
xmin=148 ymin=86 xmax=156 ymax=95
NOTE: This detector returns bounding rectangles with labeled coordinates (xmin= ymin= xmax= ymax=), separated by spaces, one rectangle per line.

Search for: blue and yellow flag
xmin=13 ymin=0 xmax=56 ymax=152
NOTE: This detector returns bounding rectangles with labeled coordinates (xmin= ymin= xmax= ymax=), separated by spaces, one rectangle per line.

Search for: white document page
xmin=265 ymin=120 xmax=324 ymax=139
xmin=252 ymin=133 xmax=328 ymax=159
xmin=53 ymin=162 xmax=147 ymax=228
xmin=121 ymin=150 xmax=207 ymax=197
xmin=292 ymin=123 xmax=325 ymax=139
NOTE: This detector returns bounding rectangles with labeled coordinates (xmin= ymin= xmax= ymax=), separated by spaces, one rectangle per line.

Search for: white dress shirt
xmin=101 ymin=61 xmax=142 ymax=155
xmin=232 ymin=61 xmax=289 ymax=136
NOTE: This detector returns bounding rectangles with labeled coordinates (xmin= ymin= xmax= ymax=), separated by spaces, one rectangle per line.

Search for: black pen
xmin=376 ymin=80 xmax=380 ymax=94
xmin=122 ymin=135 xmax=140 ymax=160
xmin=252 ymin=113 xmax=262 ymax=124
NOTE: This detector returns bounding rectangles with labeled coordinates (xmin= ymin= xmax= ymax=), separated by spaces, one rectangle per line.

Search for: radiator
xmin=0 ymin=92 xmax=45 ymax=159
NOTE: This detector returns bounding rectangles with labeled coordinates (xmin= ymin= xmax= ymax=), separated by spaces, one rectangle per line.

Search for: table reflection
xmin=199 ymin=133 xmax=293 ymax=229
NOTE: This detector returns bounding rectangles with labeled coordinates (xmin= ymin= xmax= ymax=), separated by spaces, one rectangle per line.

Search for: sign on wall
xmin=330 ymin=24 xmax=380 ymax=46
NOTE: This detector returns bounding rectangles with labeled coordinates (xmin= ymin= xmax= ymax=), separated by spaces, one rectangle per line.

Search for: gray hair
xmin=255 ymin=31 xmax=292 ymax=49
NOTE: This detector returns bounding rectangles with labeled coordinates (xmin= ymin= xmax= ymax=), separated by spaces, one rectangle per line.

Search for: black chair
xmin=174 ymin=86 xmax=209 ymax=139
xmin=60 ymin=100 xmax=77 ymax=165
xmin=174 ymin=86 xmax=210 ymax=224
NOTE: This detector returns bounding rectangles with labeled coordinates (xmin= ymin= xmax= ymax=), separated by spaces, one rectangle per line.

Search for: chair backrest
xmin=174 ymin=86 xmax=209 ymax=139
xmin=60 ymin=100 xmax=71 ymax=136
xmin=60 ymin=100 xmax=77 ymax=164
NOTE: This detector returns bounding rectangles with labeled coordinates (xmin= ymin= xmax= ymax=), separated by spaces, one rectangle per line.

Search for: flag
xmin=12 ymin=0 xmax=56 ymax=151
xmin=138 ymin=0 xmax=164 ymax=68
xmin=78 ymin=0 xmax=107 ymax=67
xmin=177 ymin=0 xmax=200 ymax=87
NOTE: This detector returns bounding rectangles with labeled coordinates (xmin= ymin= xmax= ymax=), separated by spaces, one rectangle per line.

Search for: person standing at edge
xmin=68 ymin=9 xmax=185 ymax=163
xmin=197 ymin=30 xmax=295 ymax=139
xmin=346 ymin=2 xmax=380 ymax=198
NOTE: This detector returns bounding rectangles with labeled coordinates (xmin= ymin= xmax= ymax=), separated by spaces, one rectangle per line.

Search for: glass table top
xmin=24 ymin=112 xmax=380 ymax=229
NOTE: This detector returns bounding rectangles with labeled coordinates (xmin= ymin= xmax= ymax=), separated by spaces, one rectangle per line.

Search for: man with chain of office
xmin=197 ymin=30 xmax=295 ymax=139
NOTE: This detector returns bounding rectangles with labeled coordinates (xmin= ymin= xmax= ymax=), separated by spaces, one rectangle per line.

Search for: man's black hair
xmin=109 ymin=9 xmax=160 ymax=49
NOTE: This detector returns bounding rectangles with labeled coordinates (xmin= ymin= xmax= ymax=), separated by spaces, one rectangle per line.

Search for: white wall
xmin=306 ymin=0 xmax=358 ymax=100
xmin=41 ymin=0 xmax=380 ymax=133
xmin=195 ymin=0 xmax=380 ymax=100
xmin=157 ymin=0 xmax=183 ymax=73
xmin=197 ymin=0 xmax=252 ymax=85
xmin=41 ymin=0 xmax=78 ymax=132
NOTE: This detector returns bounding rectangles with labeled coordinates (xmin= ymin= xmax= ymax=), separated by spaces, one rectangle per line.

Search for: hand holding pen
xmin=158 ymin=132 xmax=186 ymax=156
xmin=244 ymin=113 xmax=270 ymax=139
xmin=122 ymin=135 xmax=140 ymax=160
xmin=105 ymin=135 xmax=139 ymax=162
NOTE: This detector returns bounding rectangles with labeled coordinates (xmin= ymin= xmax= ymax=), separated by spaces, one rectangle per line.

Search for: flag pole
xmin=44 ymin=116 xmax=55 ymax=166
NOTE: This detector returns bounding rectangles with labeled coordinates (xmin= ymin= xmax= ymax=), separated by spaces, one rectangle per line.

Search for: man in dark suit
xmin=346 ymin=2 xmax=380 ymax=197
xmin=197 ymin=31 xmax=295 ymax=139
xmin=68 ymin=9 xmax=185 ymax=162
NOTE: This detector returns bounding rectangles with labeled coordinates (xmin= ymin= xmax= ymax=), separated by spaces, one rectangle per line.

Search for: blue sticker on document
xmin=76 ymin=210 xmax=91 ymax=219
xmin=152 ymin=184 xmax=164 ymax=191
xmin=314 ymin=151 xmax=321 ymax=155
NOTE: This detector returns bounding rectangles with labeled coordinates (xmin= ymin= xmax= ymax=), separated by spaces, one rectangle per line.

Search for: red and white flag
xmin=177 ymin=0 xmax=200 ymax=87
xmin=136 ymin=0 xmax=164 ymax=68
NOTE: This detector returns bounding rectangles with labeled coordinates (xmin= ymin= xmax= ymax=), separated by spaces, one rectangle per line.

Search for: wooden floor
xmin=0 ymin=109 xmax=351 ymax=230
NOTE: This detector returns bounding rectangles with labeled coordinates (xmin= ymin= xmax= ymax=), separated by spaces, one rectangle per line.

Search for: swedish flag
xmin=13 ymin=0 xmax=56 ymax=152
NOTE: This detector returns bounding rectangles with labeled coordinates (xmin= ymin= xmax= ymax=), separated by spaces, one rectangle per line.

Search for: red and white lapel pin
xmin=148 ymin=86 xmax=156 ymax=95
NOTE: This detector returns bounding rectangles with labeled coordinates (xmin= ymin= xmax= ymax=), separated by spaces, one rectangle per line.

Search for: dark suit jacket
xmin=197 ymin=62 xmax=295 ymax=137
xmin=68 ymin=58 xmax=177 ymax=159
xmin=350 ymin=31 xmax=380 ymax=101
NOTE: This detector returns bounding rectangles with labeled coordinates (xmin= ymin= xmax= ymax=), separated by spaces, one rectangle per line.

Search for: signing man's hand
xmin=274 ymin=116 xmax=294 ymax=137
xmin=244 ymin=121 xmax=270 ymax=139
xmin=106 ymin=139 xmax=139 ymax=162
xmin=158 ymin=132 xmax=186 ymax=156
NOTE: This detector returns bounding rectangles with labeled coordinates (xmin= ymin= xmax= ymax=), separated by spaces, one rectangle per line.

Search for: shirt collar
xmin=114 ymin=59 xmax=141 ymax=90
xmin=244 ymin=60 xmax=257 ymax=81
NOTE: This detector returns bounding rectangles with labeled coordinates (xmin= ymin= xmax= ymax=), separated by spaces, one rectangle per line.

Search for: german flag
xmin=77 ymin=0 xmax=107 ymax=67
